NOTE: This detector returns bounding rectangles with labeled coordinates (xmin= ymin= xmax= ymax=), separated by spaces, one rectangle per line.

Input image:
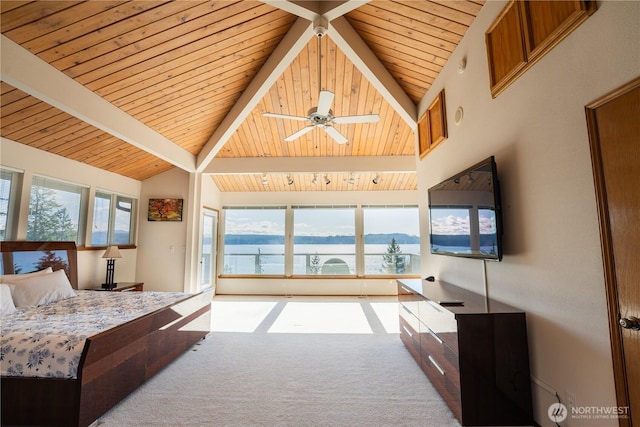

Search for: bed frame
xmin=1 ymin=241 xmax=213 ymax=427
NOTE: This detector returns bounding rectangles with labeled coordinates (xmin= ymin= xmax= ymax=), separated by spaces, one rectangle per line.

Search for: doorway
xmin=586 ymin=76 xmax=640 ymax=426
xmin=200 ymin=208 xmax=219 ymax=291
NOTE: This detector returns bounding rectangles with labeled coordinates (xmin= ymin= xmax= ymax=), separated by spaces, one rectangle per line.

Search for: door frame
xmin=585 ymin=76 xmax=640 ymax=426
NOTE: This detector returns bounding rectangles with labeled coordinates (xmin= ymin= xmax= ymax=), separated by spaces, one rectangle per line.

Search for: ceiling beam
xmin=260 ymin=0 xmax=319 ymax=20
xmin=195 ymin=17 xmax=314 ymax=172
xmin=320 ymin=1 xmax=371 ymax=21
xmin=0 ymin=35 xmax=196 ymax=173
xmin=202 ymin=156 xmax=416 ymax=174
xmin=329 ymin=16 xmax=417 ymax=128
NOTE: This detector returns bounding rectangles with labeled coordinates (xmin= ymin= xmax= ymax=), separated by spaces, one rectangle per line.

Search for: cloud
xmin=431 ymin=214 xmax=470 ymax=235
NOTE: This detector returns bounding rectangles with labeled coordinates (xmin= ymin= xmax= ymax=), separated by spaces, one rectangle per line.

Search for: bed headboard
xmin=0 ymin=241 xmax=78 ymax=289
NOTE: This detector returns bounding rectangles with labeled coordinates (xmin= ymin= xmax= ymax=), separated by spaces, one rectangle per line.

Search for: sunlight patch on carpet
xmin=212 ymin=300 xmax=277 ymax=332
xmin=268 ymin=302 xmax=372 ymax=334
xmin=370 ymin=301 xmax=400 ymax=333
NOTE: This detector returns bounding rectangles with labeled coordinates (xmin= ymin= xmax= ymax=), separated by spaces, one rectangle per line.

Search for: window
xmin=91 ymin=191 xmax=136 ymax=246
xmin=363 ymin=206 xmax=420 ymax=275
xmin=222 ymin=207 xmax=286 ymax=275
xmin=28 ymin=176 xmax=88 ymax=244
xmin=0 ymin=168 xmax=22 ymax=241
xmin=293 ymin=206 xmax=355 ymax=275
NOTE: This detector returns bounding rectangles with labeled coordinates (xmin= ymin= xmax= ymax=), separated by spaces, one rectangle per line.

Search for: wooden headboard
xmin=0 ymin=241 xmax=78 ymax=289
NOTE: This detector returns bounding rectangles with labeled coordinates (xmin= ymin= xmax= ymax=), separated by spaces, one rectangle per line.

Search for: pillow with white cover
xmin=0 ymin=283 xmax=17 ymax=315
xmin=0 ymin=266 xmax=53 ymax=283
xmin=10 ymin=269 xmax=77 ymax=308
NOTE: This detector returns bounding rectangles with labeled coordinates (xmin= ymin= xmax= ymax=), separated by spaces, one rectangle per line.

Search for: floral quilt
xmin=1 ymin=290 xmax=192 ymax=379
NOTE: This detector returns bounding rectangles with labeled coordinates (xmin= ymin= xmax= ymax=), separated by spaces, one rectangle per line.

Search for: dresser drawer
xmin=399 ymin=316 xmax=421 ymax=364
xmin=419 ymin=325 xmax=460 ymax=386
xmin=421 ymin=348 xmax=462 ymax=421
xmin=418 ymin=299 xmax=458 ymax=353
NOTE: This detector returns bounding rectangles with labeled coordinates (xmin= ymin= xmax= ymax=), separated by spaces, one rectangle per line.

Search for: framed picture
xmin=418 ymin=89 xmax=448 ymax=159
xmin=148 ymin=198 xmax=183 ymax=221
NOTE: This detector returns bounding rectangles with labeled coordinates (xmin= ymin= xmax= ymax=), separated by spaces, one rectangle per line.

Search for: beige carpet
xmin=95 ymin=296 xmax=460 ymax=427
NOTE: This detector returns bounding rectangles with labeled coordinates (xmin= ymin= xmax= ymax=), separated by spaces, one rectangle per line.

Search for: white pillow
xmin=0 ymin=283 xmax=17 ymax=315
xmin=10 ymin=269 xmax=77 ymax=308
xmin=1 ymin=266 xmax=53 ymax=283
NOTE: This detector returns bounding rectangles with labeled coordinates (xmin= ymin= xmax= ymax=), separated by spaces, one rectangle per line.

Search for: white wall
xmin=417 ymin=2 xmax=639 ymax=426
xmin=0 ymin=138 xmax=140 ymax=288
xmin=135 ymin=167 xmax=191 ymax=292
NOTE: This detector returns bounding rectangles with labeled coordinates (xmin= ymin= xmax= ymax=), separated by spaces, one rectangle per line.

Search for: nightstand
xmin=89 ymin=282 xmax=144 ymax=292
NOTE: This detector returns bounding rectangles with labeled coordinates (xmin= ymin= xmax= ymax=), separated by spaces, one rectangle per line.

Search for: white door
xmin=200 ymin=208 xmax=218 ymax=290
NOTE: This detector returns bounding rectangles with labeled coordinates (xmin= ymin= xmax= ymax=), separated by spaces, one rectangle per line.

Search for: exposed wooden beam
xmin=0 ymin=35 xmax=196 ymax=173
xmin=260 ymin=0 xmax=319 ymax=20
xmin=329 ymin=16 xmax=417 ymax=127
xmin=202 ymin=156 xmax=416 ymax=174
xmin=196 ymin=17 xmax=314 ymax=172
xmin=321 ymin=1 xmax=371 ymax=21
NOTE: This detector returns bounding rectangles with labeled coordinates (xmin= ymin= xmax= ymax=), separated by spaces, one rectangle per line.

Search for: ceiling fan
xmin=262 ymin=25 xmax=379 ymax=145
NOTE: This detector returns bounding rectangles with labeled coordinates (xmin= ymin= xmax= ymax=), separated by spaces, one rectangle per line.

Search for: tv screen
xmin=428 ymin=156 xmax=503 ymax=261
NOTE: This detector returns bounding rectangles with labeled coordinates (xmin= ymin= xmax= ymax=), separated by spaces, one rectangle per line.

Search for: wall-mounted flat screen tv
xmin=428 ymin=156 xmax=503 ymax=261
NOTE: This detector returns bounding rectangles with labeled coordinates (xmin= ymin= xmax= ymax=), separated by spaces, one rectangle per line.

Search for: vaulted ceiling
xmin=1 ymin=1 xmax=485 ymax=191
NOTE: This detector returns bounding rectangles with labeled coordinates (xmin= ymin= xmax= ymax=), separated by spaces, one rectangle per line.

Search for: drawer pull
xmin=428 ymin=355 xmax=445 ymax=376
xmin=402 ymin=325 xmax=414 ymax=338
xmin=402 ymin=305 xmax=415 ymax=316
xmin=429 ymin=329 xmax=443 ymax=345
xmin=400 ymin=286 xmax=412 ymax=294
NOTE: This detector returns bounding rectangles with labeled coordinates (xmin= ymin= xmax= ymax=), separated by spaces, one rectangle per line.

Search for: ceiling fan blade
xmin=284 ymin=125 xmax=314 ymax=142
xmin=323 ymin=126 xmax=348 ymax=144
xmin=263 ymin=112 xmax=309 ymax=122
xmin=317 ymin=90 xmax=334 ymax=116
xmin=333 ymin=114 xmax=380 ymax=124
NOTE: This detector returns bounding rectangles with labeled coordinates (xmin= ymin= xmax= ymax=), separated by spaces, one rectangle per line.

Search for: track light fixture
xmin=348 ymin=172 xmax=355 ymax=184
xmin=311 ymin=173 xmax=318 ymax=185
xmin=286 ymin=174 xmax=294 ymax=186
xmin=261 ymin=173 xmax=268 ymax=185
xmin=372 ymin=173 xmax=380 ymax=185
xmin=323 ymin=174 xmax=331 ymax=185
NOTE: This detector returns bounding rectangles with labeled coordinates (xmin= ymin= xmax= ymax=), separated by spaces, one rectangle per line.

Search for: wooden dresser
xmin=398 ymin=279 xmax=533 ymax=426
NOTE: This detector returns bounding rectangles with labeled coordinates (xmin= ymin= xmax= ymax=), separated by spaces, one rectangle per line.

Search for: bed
xmin=1 ymin=241 xmax=213 ymax=427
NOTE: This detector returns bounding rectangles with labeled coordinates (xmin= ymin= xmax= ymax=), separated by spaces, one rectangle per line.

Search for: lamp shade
xmin=102 ymin=245 xmax=122 ymax=259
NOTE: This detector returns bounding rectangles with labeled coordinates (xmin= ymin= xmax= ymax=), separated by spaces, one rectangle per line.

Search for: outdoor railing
xmin=222 ymin=252 xmax=420 ymax=275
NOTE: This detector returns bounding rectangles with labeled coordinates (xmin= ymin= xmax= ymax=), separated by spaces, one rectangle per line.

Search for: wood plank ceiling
xmin=0 ymin=0 xmax=484 ymax=191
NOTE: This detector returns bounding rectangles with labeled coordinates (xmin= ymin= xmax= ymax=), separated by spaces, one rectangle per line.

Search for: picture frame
xmin=418 ymin=89 xmax=448 ymax=159
xmin=147 ymin=198 xmax=183 ymax=222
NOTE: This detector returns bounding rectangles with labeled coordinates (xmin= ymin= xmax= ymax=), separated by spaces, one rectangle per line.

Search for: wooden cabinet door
xmin=485 ymin=1 xmax=527 ymax=96
xmin=521 ymin=0 xmax=591 ymax=60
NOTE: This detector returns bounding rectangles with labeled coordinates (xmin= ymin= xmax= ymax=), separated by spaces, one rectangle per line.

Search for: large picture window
xmin=91 ymin=191 xmax=136 ymax=246
xmin=363 ymin=206 xmax=420 ymax=275
xmin=28 ymin=176 xmax=88 ymax=244
xmin=292 ymin=206 xmax=356 ymax=275
xmin=221 ymin=204 xmax=421 ymax=278
xmin=222 ymin=207 xmax=286 ymax=275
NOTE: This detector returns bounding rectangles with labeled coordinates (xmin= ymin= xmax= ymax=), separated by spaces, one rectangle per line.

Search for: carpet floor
xmin=95 ymin=296 xmax=460 ymax=427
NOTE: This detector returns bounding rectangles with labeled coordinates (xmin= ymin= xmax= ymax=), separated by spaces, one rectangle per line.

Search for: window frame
xmin=28 ymin=175 xmax=89 ymax=245
xmin=0 ymin=167 xmax=23 ymax=241
xmin=91 ymin=190 xmax=137 ymax=247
